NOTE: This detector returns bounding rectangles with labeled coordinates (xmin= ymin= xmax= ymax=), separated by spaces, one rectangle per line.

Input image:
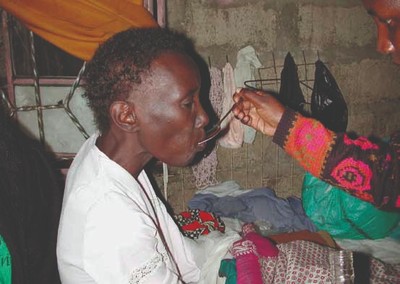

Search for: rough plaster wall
xmin=2 ymin=2 xmax=400 ymax=214
xmin=153 ymin=0 xmax=400 ymax=213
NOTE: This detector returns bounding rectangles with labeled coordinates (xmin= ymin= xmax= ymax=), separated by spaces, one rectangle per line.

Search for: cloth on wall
xmin=278 ymin=52 xmax=306 ymax=114
xmin=218 ymin=61 xmax=244 ymax=148
xmin=234 ymin=45 xmax=263 ymax=144
xmin=192 ymin=66 xmax=224 ymax=189
xmin=0 ymin=0 xmax=158 ymax=61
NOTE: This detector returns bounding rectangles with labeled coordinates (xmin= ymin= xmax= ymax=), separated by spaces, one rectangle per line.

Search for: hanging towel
xmin=192 ymin=66 xmax=224 ymax=189
xmin=234 ymin=46 xmax=263 ymax=144
xmin=218 ymin=61 xmax=244 ymax=148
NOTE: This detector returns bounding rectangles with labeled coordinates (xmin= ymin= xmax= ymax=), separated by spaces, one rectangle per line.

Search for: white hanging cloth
xmin=234 ymin=45 xmax=263 ymax=144
xmin=218 ymin=61 xmax=244 ymax=148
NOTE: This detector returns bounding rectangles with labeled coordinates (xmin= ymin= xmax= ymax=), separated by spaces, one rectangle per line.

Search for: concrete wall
xmin=2 ymin=1 xmax=400 ymax=213
xmin=152 ymin=0 xmax=400 ymax=212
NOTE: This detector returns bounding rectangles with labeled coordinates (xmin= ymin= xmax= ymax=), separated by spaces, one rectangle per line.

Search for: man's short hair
xmin=83 ymin=28 xmax=195 ymax=133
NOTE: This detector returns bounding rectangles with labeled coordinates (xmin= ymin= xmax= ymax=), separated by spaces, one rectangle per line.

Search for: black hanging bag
xmin=311 ymin=60 xmax=348 ymax=132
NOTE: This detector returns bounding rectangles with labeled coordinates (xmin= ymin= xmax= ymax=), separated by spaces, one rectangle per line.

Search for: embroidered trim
xmin=129 ymin=251 xmax=168 ymax=284
xmin=231 ymin=240 xmax=257 ymax=257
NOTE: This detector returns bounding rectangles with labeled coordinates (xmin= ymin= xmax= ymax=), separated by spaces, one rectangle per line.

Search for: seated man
xmin=56 ymin=28 xmax=210 ymax=283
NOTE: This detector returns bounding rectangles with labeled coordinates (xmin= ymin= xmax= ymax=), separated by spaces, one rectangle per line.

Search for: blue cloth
xmin=188 ymin=187 xmax=316 ymax=233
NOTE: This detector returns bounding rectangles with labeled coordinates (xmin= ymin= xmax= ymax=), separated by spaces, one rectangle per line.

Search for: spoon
xmin=198 ymin=98 xmax=242 ymax=145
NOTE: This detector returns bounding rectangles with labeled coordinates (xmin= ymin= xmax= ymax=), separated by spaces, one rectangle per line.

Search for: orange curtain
xmin=0 ymin=0 xmax=158 ymax=61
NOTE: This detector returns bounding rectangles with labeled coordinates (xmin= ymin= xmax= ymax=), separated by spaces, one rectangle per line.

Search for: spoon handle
xmin=217 ymin=97 xmax=242 ymax=127
xmin=198 ymin=98 xmax=242 ymax=145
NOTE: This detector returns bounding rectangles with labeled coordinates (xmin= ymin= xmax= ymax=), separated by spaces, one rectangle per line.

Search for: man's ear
xmin=109 ymin=101 xmax=139 ymax=132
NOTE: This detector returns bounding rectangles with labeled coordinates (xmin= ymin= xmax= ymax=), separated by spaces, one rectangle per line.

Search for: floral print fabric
xmin=273 ymin=109 xmax=400 ymax=209
xmin=173 ymin=209 xmax=225 ymax=239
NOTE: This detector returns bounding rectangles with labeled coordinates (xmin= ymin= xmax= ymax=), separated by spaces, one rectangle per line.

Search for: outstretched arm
xmin=232 ymin=88 xmax=400 ymax=210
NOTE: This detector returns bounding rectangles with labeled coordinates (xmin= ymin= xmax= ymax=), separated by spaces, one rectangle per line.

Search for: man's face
xmin=132 ymin=52 xmax=209 ymax=167
xmin=362 ymin=0 xmax=400 ymax=64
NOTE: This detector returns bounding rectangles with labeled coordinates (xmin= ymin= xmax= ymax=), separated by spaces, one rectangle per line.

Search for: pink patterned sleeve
xmin=273 ymin=109 xmax=400 ymax=210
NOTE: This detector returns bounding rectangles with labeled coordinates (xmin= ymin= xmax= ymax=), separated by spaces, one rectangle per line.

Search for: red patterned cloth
xmin=231 ymin=224 xmax=279 ymax=284
xmin=274 ymin=109 xmax=400 ymax=209
xmin=261 ymin=241 xmax=334 ymax=284
xmin=369 ymin=257 xmax=400 ymax=283
xmin=173 ymin=209 xmax=225 ymax=239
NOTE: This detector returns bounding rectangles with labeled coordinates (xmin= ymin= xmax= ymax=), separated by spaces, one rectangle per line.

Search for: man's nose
xmin=196 ymin=104 xmax=209 ymax=129
xmin=376 ymin=25 xmax=395 ymax=54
